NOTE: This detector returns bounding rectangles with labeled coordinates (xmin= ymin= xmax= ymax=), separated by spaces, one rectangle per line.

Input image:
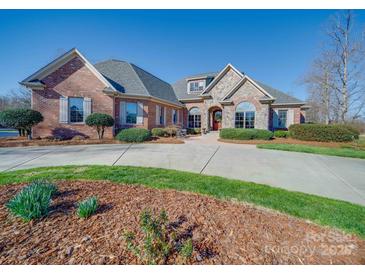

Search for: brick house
xmin=20 ymin=48 xmax=308 ymax=139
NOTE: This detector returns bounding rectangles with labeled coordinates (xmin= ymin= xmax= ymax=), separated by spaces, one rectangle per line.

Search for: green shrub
xmin=6 ymin=180 xmax=57 ymax=221
xmin=116 ymin=128 xmax=151 ymax=142
xmin=219 ymin=128 xmax=273 ymax=140
xmin=341 ymin=124 xmax=360 ymax=140
xmin=165 ymin=126 xmax=177 ymax=137
xmin=124 ymin=209 xmax=193 ymax=264
xmin=76 ymin=196 xmax=98 ymax=218
xmin=187 ymin=128 xmax=201 ymax=135
xmin=85 ymin=113 xmax=114 ymax=139
xmin=151 ymin=128 xmax=166 ymax=137
xmin=274 ymin=130 xmax=289 ymax=138
xmin=0 ymin=108 xmax=43 ymax=138
xmin=289 ymin=124 xmax=358 ymax=142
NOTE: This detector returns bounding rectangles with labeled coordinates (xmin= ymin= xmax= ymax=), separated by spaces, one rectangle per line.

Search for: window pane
xmin=235 ymin=112 xmax=244 ymax=128
xmin=173 ymin=110 xmax=177 ymax=124
xmin=188 ymin=114 xmax=201 ymax=128
xmin=126 ymin=102 xmax=137 ymax=124
xmin=189 ymin=81 xmax=205 ymax=92
xmin=278 ymin=110 xmax=287 ymax=128
xmin=69 ymin=98 xmax=84 ymax=123
xmin=236 ymin=102 xmax=256 ymax=112
xmin=189 ymin=107 xmax=201 ymax=115
xmin=159 ymin=106 xmax=164 ymax=124
xmin=245 ymin=111 xmax=255 ymax=128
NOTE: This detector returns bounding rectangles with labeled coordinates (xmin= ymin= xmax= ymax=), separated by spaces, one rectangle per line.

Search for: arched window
xmin=188 ymin=107 xmax=201 ymax=128
xmin=235 ymin=102 xmax=256 ymax=128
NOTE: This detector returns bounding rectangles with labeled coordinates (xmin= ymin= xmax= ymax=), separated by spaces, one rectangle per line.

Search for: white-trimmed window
xmin=126 ymin=102 xmax=137 ymax=124
xmin=278 ymin=110 xmax=287 ymax=128
xmin=69 ymin=97 xmax=84 ymax=123
xmin=188 ymin=107 xmax=201 ymax=128
xmin=235 ymin=102 xmax=256 ymax=129
xmin=120 ymin=101 xmax=143 ymax=125
xmin=155 ymin=105 xmax=165 ymax=126
xmin=188 ymin=80 xmax=205 ymax=93
xmin=172 ymin=109 xmax=178 ymax=124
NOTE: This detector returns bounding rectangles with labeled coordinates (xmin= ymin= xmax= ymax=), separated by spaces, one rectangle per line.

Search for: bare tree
xmin=303 ymin=10 xmax=365 ymax=123
xmin=304 ymin=51 xmax=335 ymax=124
xmin=327 ymin=10 xmax=365 ymax=122
xmin=0 ymin=87 xmax=31 ymax=111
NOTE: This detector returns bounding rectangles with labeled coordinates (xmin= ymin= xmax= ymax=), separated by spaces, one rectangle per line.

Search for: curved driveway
xmin=1 ymin=138 xmax=365 ymax=206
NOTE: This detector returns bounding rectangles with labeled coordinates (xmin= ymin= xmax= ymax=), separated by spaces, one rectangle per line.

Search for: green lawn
xmin=1 ymin=165 xmax=365 ymax=238
xmin=257 ymin=143 xmax=365 ymax=159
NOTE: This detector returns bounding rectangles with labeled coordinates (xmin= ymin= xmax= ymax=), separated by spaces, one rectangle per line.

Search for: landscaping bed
xmin=0 ymin=136 xmax=183 ymax=147
xmin=1 ymin=180 xmax=364 ymax=264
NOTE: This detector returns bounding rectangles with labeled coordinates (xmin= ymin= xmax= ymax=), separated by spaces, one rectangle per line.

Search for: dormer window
xmin=188 ymin=80 xmax=205 ymax=93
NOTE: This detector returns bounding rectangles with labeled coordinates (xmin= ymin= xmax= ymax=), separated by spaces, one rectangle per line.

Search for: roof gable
xmin=222 ymin=76 xmax=275 ymax=101
xmin=201 ymin=64 xmax=244 ymax=95
xmin=20 ymin=48 xmax=116 ymax=91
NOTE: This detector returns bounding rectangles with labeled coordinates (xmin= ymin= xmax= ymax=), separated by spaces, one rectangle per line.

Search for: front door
xmin=212 ymin=110 xmax=222 ymax=131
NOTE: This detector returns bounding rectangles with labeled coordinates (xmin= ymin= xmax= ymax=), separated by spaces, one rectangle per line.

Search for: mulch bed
xmin=0 ymin=137 xmax=183 ymax=147
xmin=219 ymin=138 xmax=348 ymax=148
xmin=0 ymin=181 xmax=364 ymax=265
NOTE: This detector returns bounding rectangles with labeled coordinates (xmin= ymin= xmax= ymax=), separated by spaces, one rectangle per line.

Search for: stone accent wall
xmin=183 ymin=101 xmax=205 ymax=129
xmin=223 ymin=80 xmax=270 ymax=130
xmin=31 ymin=56 xmax=114 ymax=139
xmin=202 ymin=68 xmax=242 ymax=129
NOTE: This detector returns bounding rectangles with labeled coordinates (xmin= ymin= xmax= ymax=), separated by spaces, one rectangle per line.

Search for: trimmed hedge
xmin=116 ymin=128 xmax=151 ymax=142
xmin=341 ymin=124 xmax=360 ymax=140
xmin=151 ymin=128 xmax=166 ymax=137
xmin=219 ymin=128 xmax=273 ymax=140
xmin=289 ymin=124 xmax=358 ymax=142
xmin=274 ymin=130 xmax=289 ymax=138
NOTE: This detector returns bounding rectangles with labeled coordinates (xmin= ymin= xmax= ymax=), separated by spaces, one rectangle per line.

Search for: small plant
xmin=165 ymin=126 xmax=177 ymax=137
xmin=124 ymin=209 xmax=193 ymax=264
xmin=151 ymin=128 xmax=166 ymax=137
xmin=179 ymin=238 xmax=193 ymax=259
xmin=76 ymin=196 xmax=98 ymax=218
xmin=6 ymin=180 xmax=58 ymax=221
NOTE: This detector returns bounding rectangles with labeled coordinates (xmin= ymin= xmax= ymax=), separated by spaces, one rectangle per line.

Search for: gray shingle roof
xmin=94 ymin=60 xmax=181 ymax=106
xmin=172 ymin=72 xmax=217 ymax=100
xmin=172 ymin=72 xmax=304 ymax=105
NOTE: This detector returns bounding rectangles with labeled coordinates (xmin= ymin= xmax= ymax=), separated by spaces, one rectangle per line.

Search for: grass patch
xmin=0 ymin=165 xmax=365 ymax=238
xmin=257 ymin=143 xmax=365 ymax=159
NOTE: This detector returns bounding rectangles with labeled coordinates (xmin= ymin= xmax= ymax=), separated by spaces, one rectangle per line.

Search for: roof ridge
xmin=130 ymin=63 xmax=172 ymax=87
xmin=127 ymin=62 xmax=150 ymax=96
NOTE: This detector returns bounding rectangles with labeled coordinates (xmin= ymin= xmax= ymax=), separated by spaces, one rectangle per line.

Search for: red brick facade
xmin=31 ymin=56 xmax=183 ymax=139
xmin=32 ymin=57 xmax=114 ymax=139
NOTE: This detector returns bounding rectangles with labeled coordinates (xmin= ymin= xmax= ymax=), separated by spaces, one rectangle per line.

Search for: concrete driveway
xmin=1 ymin=139 xmax=365 ymax=206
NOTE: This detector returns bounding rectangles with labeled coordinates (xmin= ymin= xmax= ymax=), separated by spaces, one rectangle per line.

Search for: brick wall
xmin=31 ymin=56 xmax=114 ymax=139
xmin=114 ymin=97 xmax=182 ymax=130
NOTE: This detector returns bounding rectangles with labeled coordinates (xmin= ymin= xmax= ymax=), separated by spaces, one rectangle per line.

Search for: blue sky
xmin=0 ymin=10 xmax=364 ymax=100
